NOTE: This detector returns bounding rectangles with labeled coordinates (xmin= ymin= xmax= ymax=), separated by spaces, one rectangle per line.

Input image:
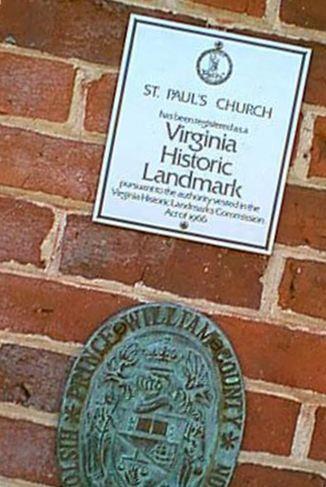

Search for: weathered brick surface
xmin=304 ymin=42 xmax=326 ymax=106
xmin=0 ymin=273 xmax=136 ymax=342
xmin=243 ymin=393 xmax=299 ymax=455
xmin=190 ymin=0 xmax=266 ymax=17
xmin=309 ymin=407 xmax=326 ymax=462
xmin=276 ymin=185 xmax=326 ymax=250
xmin=231 ymin=464 xmax=325 ymax=486
xmin=218 ymin=315 xmax=326 ymax=393
xmin=0 ymin=196 xmax=53 ymax=267
xmin=0 ymin=344 xmax=72 ymax=413
xmin=279 ymin=259 xmax=326 ymax=320
xmin=309 ymin=116 xmax=326 ymax=178
xmin=0 ymin=0 xmax=203 ymax=66
xmin=0 ymin=125 xmax=103 ymax=202
xmin=85 ymin=73 xmax=117 ymax=133
xmin=0 ymin=52 xmax=75 ymax=122
xmin=0 ymin=417 xmax=59 ymax=485
xmin=280 ymin=0 xmax=326 ymax=32
xmin=2 ymin=273 xmax=325 ymax=393
xmin=60 ymin=215 xmax=268 ymax=309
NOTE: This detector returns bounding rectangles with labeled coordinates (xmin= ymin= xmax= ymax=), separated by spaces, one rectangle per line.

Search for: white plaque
xmin=93 ymin=15 xmax=311 ymax=255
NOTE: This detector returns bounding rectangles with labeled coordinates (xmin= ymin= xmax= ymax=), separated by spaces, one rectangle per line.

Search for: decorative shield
xmin=57 ymin=303 xmax=245 ymax=486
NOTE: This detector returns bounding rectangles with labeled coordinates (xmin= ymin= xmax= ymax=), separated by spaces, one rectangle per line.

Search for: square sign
xmin=93 ymin=15 xmax=311 ymax=254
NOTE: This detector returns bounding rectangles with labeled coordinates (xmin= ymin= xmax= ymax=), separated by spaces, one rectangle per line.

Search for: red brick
xmin=85 ymin=73 xmax=117 ymax=133
xmin=309 ymin=407 xmax=326 ymax=462
xmin=0 ymin=273 xmax=136 ymax=343
xmin=218 ymin=315 xmax=326 ymax=394
xmin=0 ymin=196 xmax=53 ymax=267
xmin=309 ymin=116 xmax=326 ymax=178
xmin=60 ymin=215 xmax=268 ymax=309
xmin=231 ymin=464 xmax=325 ymax=486
xmin=191 ymin=0 xmax=266 ymax=17
xmin=304 ymin=42 xmax=326 ymax=106
xmin=279 ymin=259 xmax=326 ymax=320
xmin=243 ymin=393 xmax=299 ymax=455
xmin=0 ymin=0 xmax=204 ymax=66
xmin=2 ymin=276 xmax=325 ymax=393
xmin=0 ymin=345 xmax=72 ymax=413
xmin=0 ymin=52 xmax=75 ymax=122
xmin=276 ymin=185 xmax=326 ymax=250
xmin=0 ymin=125 xmax=103 ymax=202
xmin=280 ymin=0 xmax=326 ymax=32
xmin=145 ymin=241 xmax=268 ymax=309
xmin=0 ymin=416 xmax=59 ymax=485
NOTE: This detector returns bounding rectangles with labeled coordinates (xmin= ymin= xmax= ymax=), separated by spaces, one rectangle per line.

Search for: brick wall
xmin=0 ymin=0 xmax=325 ymax=485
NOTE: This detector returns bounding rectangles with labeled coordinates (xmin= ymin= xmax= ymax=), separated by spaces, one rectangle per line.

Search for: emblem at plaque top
xmin=196 ymin=42 xmax=233 ymax=86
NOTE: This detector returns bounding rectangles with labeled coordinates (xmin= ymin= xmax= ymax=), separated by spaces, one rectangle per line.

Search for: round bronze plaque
xmin=57 ymin=303 xmax=245 ymax=486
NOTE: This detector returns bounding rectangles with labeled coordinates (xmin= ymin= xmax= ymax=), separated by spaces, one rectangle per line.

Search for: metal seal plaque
xmin=57 ymin=303 xmax=245 ymax=486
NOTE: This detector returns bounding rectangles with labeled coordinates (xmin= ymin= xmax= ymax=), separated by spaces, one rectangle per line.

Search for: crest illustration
xmin=196 ymin=42 xmax=233 ymax=85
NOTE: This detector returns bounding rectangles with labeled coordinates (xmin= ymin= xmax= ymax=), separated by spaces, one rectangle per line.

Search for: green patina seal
xmin=57 ymin=303 xmax=245 ymax=486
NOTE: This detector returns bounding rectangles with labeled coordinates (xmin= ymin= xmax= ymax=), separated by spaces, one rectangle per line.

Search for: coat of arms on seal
xmin=196 ymin=42 xmax=233 ymax=85
xmin=57 ymin=303 xmax=245 ymax=487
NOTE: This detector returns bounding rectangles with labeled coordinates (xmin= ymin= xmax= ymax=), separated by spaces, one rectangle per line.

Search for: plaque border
xmin=93 ymin=15 xmax=311 ymax=254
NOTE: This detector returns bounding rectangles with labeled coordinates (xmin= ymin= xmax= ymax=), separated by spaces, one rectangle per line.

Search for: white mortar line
xmin=43 ymin=211 xmax=67 ymax=276
xmin=274 ymin=22 xmax=326 ymax=46
xmin=115 ymin=0 xmax=170 ymax=11
xmin=41 ymin=210 xmax=66 ymax=273
xmin=57 ymin=276 xmax=326 ymax=334
xmin=239 ymin=451 xmax=326 ymax=477
xmin=245 ymin=379 xmax=326 ymax=407
xmin=265 ymin=0 xmax=281 ymax=26
xmin=306 ymin=175 xmax=326 ymax=186
xmin=0 ymin=257 xmax=325 ymax=335
xmin=0 ymin=476 xmax=48 ymax=487
xmin=287 ymin=174 xmax=326 ymax=190
xmin=275 ymin=243 xmax=326 ymax=263
xmin=291 ymin=404 xmax=318 ymax=460
xmin=0 ymin=331 xmax=81 ymax=357
xmin=165 ymin=0 xmax=176 ymax=10
xmin=273 ymin=309 xmax=326 ymax=335
xmin=0 ymin=114 xmax=105 ymax=145
xmin=176 ymin=0 xmax=266 ymax=27
xmin=259 ymin=251 xmax=286 ymax=316
xmin=289 ymin=110 xmax=315 ymax=182
xmin=66 ymin=66 xmax=107 ymax=137
xmin=66 ymin=68 xmax=88 ymax=136
xmin=0 ymin=403 xmax=58 ymax=428
xmin=0 ymin=42 xmax=119 ymax=73
xmin=303 ymin=103 xmax=326 ymax=117
xmin=0 ymin=184 xmax=92 ymax=212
